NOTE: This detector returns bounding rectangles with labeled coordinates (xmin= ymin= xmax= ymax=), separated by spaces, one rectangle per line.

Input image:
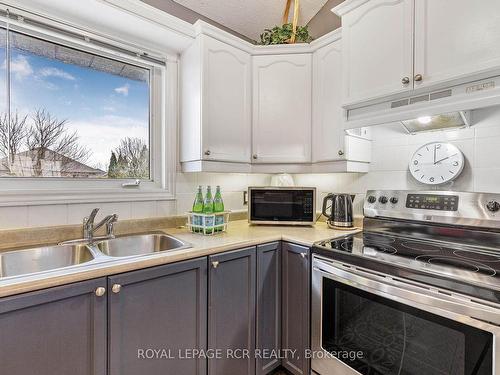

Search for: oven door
xmin=311 ymin=255 xmax=500 ymax=375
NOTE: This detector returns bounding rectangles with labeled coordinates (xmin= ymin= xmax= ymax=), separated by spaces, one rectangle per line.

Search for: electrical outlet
xmin=243 ymin=191 xmax=248 ymax=205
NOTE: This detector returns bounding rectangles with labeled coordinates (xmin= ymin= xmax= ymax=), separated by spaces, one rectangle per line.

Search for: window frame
xmin=0 ymin=19 xmax=177 ymax=206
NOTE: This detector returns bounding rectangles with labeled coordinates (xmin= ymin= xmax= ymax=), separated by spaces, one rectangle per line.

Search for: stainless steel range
xmin=311 ymin=190 xmax=500 ymax=375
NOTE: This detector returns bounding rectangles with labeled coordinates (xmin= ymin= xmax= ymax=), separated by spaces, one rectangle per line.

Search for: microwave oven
xmin=248 ymin=187 xmax=316 ymax=225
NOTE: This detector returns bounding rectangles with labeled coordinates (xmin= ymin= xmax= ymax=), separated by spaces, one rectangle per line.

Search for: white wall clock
xmin=409 ymin=142 xmax=465 ymax=185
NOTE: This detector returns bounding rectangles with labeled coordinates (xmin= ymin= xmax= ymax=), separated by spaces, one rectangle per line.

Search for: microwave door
xmin=249 ymin=188 xmax=316 ymax=224
xmin=253 ymin=192 xmax=294 ymax=220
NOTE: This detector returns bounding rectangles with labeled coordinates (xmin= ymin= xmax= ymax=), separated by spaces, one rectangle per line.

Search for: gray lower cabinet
xmin=282 ymin=242 xmax=310 ymax=375
xmin=0 ymin=241 xmax=312 ymax=375
xmin=0 ymin=277 xmax=107 ymax=375
xmin=208 ymin=246 xmax=256 ymax=375
xmin=256 ymin=242 xmax=282 ymax=375
xmin=107 ymin=257 xmax=207 ymax=375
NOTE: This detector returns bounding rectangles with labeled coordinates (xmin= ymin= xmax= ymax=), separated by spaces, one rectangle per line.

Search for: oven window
xmin=322 ymin=279 xmax=493 ymax=375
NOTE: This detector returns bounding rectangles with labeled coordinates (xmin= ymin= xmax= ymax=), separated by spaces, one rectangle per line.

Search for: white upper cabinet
xmin=312 ymin=38 xmax=345 ymax=162
xmin=180 ymin=35 xmax=251 ymax=164
xmin=252 ymin=54 xmax=312 ymax=163
xmin=312 ymin=36 xmax=371 ymax=164
xmin=340 ymin=0 xmax=414 ymax=106
xmin=414 ymin=0 xmax=500 ymax=89
xmin=336 ymin=0 xmax=500 ymax=107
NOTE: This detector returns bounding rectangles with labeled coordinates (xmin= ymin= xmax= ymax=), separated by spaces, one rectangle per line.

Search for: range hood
xmin=400 ymin=111 xmax=470 ymax=134
xmin=344 ymin=75 xmax=500 ymax=130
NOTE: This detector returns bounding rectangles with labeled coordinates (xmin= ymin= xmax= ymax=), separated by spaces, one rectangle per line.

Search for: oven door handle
xmin=313 ymin=259 xmax=500 ymax=327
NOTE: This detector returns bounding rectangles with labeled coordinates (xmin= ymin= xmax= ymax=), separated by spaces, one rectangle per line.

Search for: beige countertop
xmin=0 ymin=220 xmax=361 ymax=298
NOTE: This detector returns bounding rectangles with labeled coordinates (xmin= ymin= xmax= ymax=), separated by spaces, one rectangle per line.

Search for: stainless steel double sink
xmin=0 ymin=232 xmax=191 ymax=279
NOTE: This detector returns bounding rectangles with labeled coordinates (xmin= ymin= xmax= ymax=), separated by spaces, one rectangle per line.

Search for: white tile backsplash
xmin=156 ymin=200 xmax=176 ymax=217
xmin=28 ymin=205 xmax=68 ymax=227
xmin=294 ymin=106 xmax=500 ymax=216
xmin=130 ymin=201 xmax=158 ymax=219
xmin=0 ymin=206 xmax=28 ymax=229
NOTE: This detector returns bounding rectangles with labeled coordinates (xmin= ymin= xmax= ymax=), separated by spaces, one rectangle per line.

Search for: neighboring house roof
xmin=0 ymin=147 xmax=105 ymax=177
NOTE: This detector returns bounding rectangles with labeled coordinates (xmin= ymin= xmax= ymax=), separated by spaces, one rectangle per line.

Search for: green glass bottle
xmin=203 ymin=186 xmax=214 ymax=233
xmin=193 ymin=185 xmax=204 ymax=212
xmin=192 ymin=185 xmax=204 ymax=232
xmin=214 ymin=186 xmax=224 ymax=231
xmin=203 ymin=186 xmax=214 ymax=213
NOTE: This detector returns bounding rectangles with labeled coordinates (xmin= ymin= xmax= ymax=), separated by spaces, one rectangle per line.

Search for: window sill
xmin=0 ymin=188 xmax=175 ymax=207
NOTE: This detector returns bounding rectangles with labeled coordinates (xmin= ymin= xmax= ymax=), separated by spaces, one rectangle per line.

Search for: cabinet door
xmin=256 ymin=242 xmax=281 ymax=375
xmin=252 ymin=54 xmax=312 ymax=163
xmin=108 ymin=258 xmax=207 ymax=375
xmin=202 ymin=36 xmax=252 ymax=162
xmin=342 ymin=0 xmax=414 ymax=105
xmin=282 ymin=242 xmax=310 ymax=375
xmin=414 ymin=0 xmax=500 ymax=89
xmin=0 ymin=278 xmax=107 ymax=375
xmin=209 ymin=247 xmax=256 ymax=375
xmin=312 ymin=38 xmax=346 ymax=162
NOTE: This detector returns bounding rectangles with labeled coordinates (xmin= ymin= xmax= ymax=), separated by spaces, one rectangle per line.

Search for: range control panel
xmin=405 ymin=194 xmax=459 ymax=211
xmin=363 ymin=190 xmax=500 ymax=228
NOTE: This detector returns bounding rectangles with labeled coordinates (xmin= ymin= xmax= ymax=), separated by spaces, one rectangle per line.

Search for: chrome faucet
xmin=83 ymin=208 xmax=118 ymax=244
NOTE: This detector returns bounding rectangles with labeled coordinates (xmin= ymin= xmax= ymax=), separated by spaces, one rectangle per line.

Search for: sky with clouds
xmin=0 ymin=36 xmax=150 ymax=171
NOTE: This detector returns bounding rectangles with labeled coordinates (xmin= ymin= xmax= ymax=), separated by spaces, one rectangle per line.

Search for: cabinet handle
xmin=338 ymin=150 xmax=344 ymax=156
xmin=401 ymin=76 xmax=410 ymax=84
xmin=95 ymin=287 xmax=106 ymax=297
xmin=300 ymin=252 xmax=307 ymax=259
xmin=204 ymin=150 xmax=211 ymax=156
xmin=414 ymin=74 xmax=423 ymax=82
xmin=112 ymin=284 xmax=122 ymax=294
xmin=212 ymin=261 xmax=220 ymax=269
xmin=252 ymin=154 xmax=258 ymax=160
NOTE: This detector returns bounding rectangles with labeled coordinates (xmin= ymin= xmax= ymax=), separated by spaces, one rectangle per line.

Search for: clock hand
xmin=435 ymin=153 xmax=458 ymax=164
xmin=433 ymin=145 xmax=437 ymax=164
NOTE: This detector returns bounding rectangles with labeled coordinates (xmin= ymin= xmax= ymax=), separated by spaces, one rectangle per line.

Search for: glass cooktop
xmin=314 ymin=232 xmax=500 ymax=302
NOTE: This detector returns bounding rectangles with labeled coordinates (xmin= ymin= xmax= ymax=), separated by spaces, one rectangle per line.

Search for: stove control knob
xmin=390 ymin=197 xmax=399 ymax=204
xmin=379 ymin=196 xmax=388 ymax=204
xmin=486 ymin=200 xmax=500 ymax=212
xmin=367 ymin=195 xmax=377 ymax=204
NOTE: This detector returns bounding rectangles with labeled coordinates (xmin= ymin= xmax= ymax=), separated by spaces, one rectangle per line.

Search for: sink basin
xmin=95 ymin=233 xmax=190 ymax=257
xmin=0 ymin=244 xmax=95 ymax=278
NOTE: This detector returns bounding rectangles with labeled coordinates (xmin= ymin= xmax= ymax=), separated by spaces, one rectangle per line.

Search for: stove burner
xmin=453 ymin=250 xmax=500 ymax=263
xmin=340 ymin=241 xmax=353 ymax=252
xmin=416 ymin=256 xmax=497 ymax=276
xmin=401 ymin=241 xmax=442 ymax=252
xmin=363 ymin=234 xmax=396 ymax=245
xmin=365 ymin=245 xmax=398 ymax=255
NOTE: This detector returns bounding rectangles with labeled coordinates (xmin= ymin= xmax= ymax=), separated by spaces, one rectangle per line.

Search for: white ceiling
xmin=172 ymin=0 xmax=329 ymax=41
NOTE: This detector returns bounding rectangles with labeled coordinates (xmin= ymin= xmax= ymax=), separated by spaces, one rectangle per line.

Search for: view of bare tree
xmin=0 ymin=111 xmax=28 ymax=163
xmin=0 ymin=109 xmax=98 ymax=177
xmin=26 ymin=109 xmax=91 ymax=176
xmin=0 ymin=108 xmax=149 ymax=179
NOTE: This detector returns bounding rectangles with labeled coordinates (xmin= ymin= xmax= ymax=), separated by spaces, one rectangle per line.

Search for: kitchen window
xmin=0 ymin=15 xmax=175 ymax=205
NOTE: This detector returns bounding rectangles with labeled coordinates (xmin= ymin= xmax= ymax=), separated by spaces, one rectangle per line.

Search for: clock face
xmin=409 ymin=142 xmax=464 ymax=185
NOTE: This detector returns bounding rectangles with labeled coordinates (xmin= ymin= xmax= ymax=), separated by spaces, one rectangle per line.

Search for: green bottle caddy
xmin=189 ymin=185 xmax=229 ymax=235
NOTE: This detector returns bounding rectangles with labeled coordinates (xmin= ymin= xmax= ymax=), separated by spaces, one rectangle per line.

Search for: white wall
xmin=0 ymin=173 xmax=271 ymax=229
xmin=294 ymin=105 xmax=500 ymax=215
